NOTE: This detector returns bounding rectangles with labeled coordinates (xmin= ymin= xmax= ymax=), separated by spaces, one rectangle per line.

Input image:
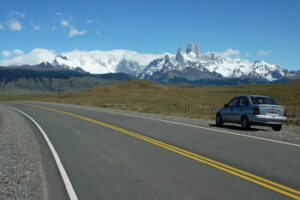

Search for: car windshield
xmin=250 ymin=96 xmax=277 ymax=105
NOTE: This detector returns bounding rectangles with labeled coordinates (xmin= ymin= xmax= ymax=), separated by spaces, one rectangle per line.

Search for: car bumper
xmin=249 ymin=115 xmax=287 ymax=125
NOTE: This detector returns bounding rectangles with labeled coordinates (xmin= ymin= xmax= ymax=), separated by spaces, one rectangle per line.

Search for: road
xmin=2 ymin=101 xmax=300 ymax=200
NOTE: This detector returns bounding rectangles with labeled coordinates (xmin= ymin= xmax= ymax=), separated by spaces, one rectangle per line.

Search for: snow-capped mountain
xmin=1 ymin=49 xmax=164 ymax=77
xmin=52 ymin=50 xmax=165 ymax=76
xmin=0 ymin=42 xmax=297 ymax=85
xmin=139 ymin=42 xmax=290 ymax=82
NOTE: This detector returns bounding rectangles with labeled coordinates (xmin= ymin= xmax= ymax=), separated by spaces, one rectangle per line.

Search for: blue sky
xmin=0 ymin=0 xmax=299 ymax=70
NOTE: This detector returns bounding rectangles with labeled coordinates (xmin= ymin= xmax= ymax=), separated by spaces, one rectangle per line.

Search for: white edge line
xmin=2 ymin=104 xmax=78 ymax=200
xmin=38 ymin=101 xmax=300 ymax=148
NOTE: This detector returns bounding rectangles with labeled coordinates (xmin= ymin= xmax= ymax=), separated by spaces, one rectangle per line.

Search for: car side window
xmin=228 ymin=97 xmax=239 ymax=107
xmin=238 ymin=97 xmax=249 ymax=106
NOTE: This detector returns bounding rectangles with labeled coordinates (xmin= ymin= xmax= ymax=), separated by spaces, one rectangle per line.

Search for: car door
xmin=223 ymin=97 xmax=239 ymax=122
xmin=234 ymin=96 xmax=249 ymax=122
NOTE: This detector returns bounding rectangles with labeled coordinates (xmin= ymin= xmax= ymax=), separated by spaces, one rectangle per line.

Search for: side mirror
xmin=224 ymin=103 xmax=229 ymax=107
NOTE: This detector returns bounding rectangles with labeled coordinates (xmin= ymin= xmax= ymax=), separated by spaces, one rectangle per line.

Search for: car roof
xmin=236 ymin=95 xmax=271 ymax=98
xmin=248 ymin=95 xmax=270 ymax=98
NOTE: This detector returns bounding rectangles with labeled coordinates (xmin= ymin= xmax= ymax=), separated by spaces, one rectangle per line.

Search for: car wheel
xmin=241 ymin=117 xmax=250 ymax=130
xmin=216 ymin=114 xmax=223 ymax=127
xmin=272 ymin=125 xmax=282 ymax=131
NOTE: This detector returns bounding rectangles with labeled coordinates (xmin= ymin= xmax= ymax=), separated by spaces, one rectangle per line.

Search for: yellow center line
xmin=22 ymin=103 xmax=300 ymax=200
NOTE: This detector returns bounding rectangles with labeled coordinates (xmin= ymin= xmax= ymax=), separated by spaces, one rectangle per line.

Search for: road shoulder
xmin=0 ymin=105 xmax=45 ymax=199
xmin=0 ymin=104 xmax=69 ymax=200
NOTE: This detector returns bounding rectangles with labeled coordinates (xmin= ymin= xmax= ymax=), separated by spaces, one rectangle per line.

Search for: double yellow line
xmin=23 ymin=103 xmax=300 ymax=199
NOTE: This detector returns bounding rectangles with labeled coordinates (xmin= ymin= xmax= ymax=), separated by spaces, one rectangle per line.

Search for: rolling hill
xmin=8 ymin=78 xmax=299 ymax=125
xmin=0 ymin=64 xmax=133 ymax=96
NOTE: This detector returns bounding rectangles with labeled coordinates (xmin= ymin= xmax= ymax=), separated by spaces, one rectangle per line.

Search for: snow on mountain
xmin=0 ymin=42 xmax=293 ymax=83
xmin=53 ymin=49 xmax=164 ymax=75
xmin=251 ymin=60 xmax=286 ymax=81
xmin=1 ymin=48 xmax=164 ymax=76
xmin=1 ymin=49 xmax=56 ymax=66
xmin=139 ymin=42 xmax=289 ymax=82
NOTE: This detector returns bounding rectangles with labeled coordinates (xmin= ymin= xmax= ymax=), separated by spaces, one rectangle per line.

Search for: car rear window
xmin=250 ymin=96 xmax=277 ymax=105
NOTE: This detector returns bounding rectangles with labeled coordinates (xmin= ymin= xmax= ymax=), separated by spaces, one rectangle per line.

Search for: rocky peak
xmin=164 ymin=54 xmax=171 ymax=62
xmin=253 ymin=60 xmax=266 ymax=65
xmin=36 ymin=62 xmax=55 ymax=68
xmin=175 ymin=48 xmax=186 ymax=63
xmin=55 ymin=55 xmax=68 ymax=60
xmin=186 ymin=41 xmax=201 ymax=58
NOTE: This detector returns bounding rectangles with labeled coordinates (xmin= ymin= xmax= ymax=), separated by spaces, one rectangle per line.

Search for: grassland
xmin=3 ymin=78 xmax=300 ymax=125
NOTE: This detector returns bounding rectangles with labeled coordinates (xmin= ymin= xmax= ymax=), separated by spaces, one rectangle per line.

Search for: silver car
xmin=216 ymin=95 xmax=287 ymax=131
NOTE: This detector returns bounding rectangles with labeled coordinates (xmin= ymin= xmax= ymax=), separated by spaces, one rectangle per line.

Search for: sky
xmin=0 ymin=0 xmax=299 ymax=70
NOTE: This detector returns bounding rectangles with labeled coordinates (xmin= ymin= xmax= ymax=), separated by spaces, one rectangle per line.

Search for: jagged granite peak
xmin=164 ymin=54 xmax=171 ymax=62
xmin=139 ymin=42 xmax=293 ymax=83
xmin=186 ymin=41 xmax=201 ymax=58
xmin=175 ymin=48 xmax=186 ymax=63
xmin=174 ymin=42 xmax=202 ymax=64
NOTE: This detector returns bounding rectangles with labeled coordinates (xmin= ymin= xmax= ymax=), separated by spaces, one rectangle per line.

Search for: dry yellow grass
xmin=4 ymin=78 xmax=299 ymax=125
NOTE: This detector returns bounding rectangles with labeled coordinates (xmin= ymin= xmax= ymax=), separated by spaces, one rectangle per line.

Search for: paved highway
xmin=3 ymin=101 xmax=300 ymax=200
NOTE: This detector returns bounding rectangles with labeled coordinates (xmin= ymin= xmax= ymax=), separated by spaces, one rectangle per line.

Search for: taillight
xmin=253 ymin=106 xmax=260 ymax=115
xmin=284 ymin=109 xmax=287 ymax=117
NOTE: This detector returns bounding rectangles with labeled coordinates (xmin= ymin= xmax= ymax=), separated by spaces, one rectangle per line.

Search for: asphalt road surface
xmin=2 ymin=101 xmax=300 ymax=200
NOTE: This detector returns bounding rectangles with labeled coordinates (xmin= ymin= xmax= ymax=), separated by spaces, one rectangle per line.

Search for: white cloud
xmin=14 ymin=49 xmax=24 ymax=55
xmin=69 ymin=26 xmax=87 ymax=37
xmin=86 ymin=20 xmax=93 ymax=24
xmin=258 ymin=50 xmax=272 ymax=56
xmin=55 ymin=12 xmax=62 ymax=16
xmin=0 ymin=23 xmax=3 ymax=30
xmin=214 ymin=48 xmax=240 ymax=58
xmin=60 ymin=20 xmax=69 ymax=27
xmin=1 ymin=48 xmax=55 ymax=66
xmin=1 ymin=50 xmax=11 ymax=57
xmin=7 ymin=19 xmax=22 ymax=31
xmin=10 ymin=10 xmax=26 ymax=18
xmin=33 ymin=25 xmax=40 ymax=31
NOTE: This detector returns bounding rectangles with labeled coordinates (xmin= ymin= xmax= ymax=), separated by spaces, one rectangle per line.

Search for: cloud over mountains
xmin=0 ymin=42 xmax=294 ymax=83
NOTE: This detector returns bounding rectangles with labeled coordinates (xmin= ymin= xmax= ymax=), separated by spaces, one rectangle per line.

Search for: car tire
xmin=216 ymin=114 xmax=223 ymax=127
xmin=272 ymin=125 xmax=282 ymax=131
xmin=241 ymin=116 xmax=250 ymax=130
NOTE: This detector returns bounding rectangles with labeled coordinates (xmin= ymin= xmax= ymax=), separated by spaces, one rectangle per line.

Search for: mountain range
xmin=1 ymin=42 xmax=299 ymax=85
xmin=138 ymin=42 xmax=298 ymax=84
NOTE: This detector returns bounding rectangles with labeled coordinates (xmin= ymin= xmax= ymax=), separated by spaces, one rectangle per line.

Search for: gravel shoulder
xmin=42 ymin=101 xmax=300 ymax=145
xmin=0 ymin=105 xmax=46 ymax=200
